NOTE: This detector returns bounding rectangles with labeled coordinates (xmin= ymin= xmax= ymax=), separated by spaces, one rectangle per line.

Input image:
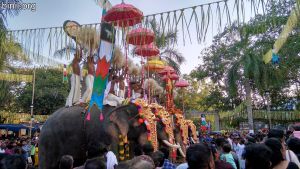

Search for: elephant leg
xmin=107 ymin=123 xmax=120 ymax=156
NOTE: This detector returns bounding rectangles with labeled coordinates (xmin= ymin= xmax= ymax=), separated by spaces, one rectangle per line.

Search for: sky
xmin=6 ymin=0 xmax=256 ymax=74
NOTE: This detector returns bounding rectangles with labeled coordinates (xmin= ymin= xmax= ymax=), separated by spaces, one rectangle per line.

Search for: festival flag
xmin=87 ymin=1 xmax=115 ymax=121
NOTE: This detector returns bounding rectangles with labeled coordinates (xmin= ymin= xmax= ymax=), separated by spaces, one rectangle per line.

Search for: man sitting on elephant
xmin=103 ymin=74 xmax=124 ymax=107
xmin=66 ymin=50 xmax=82 ymax=107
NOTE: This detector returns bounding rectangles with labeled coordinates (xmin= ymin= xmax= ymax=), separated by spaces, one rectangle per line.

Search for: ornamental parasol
xmin=175 ymin=79 xmax=189 ymax=88
xmin=103 ymin=2 xmax=143 ymax=27
xmin=144 ymin=59 xmax=164 ymax=72
xmin=158 ymin=66 xmax=175 ymax=75
xmin=135 ymin=43 xmax=159 ymax=57
xmin=161 ymin=73 xmax=179 ymax=81
xmin=127 ymin=28 xmax=155 ymax=45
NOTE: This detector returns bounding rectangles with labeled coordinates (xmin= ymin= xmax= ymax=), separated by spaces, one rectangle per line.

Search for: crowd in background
xmin=0 ymin=135 xmax=38 ymax=169
xmin=0 ymin=124 xmax=300 ymax=169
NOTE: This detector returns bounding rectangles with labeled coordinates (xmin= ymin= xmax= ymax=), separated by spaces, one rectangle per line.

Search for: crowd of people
xmin=0 ymin=135 xmax=39 ymax=169
xmin=1 ymin=124 xmax=300 ymax=169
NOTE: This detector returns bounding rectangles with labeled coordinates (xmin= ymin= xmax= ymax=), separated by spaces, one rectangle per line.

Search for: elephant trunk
xmin=162 ymin=140 xmax=181 ymax=149
xmin=177 ymin=142 xmax=186 ymax=158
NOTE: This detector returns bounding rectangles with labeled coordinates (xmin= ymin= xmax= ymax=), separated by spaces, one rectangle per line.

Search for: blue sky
xmin=7 ymin=0 xmax=255 ymax=74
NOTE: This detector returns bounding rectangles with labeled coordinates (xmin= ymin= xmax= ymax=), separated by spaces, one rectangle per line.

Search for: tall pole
xmin=266 ymin=91 xmax=272 ymax=129
xmin=29 ymin=68 xmax=36 ymax=138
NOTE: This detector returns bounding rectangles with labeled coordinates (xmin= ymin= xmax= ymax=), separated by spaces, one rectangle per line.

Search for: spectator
xmin=128 ymin=155 xmax=155 ymax=169
xmin=159 ymin=147 xmax=176 ymax=169
xmin=221 ymin=143 xmax=237 ymax=169
xmin=265 ymin=138 xmax=299 ymax=169
xmin=59 ymin=155 xmax=74 ymax=169
xmin=186 ymin=143 xmax=215 ymax=169
xmin=0 ymin=142 xmax=6 ymax=153
xmin=74 ymin=142 xmax=106 ymax=169
xmin=0 ymin=154 xmax=27 ymax=169
xmin=151 ymin=151 xmax=164 ymax=169
xmin=243 ymin=143 xmax=272 ymax=169
xmin=287 ymin=137 xmax=300 ymax=160
xmin=84 ymin=157 xmax=106 ymax=169
xmin=268 ymin=129 xmax=300 ymax=167
xmin=105 ymin=147 xmax=118 ymax=169
xmin=142 ymin=143 xmax=154 ymax=156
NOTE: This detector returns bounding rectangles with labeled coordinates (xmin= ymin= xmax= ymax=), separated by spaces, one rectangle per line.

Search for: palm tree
xmin=149 ymin=20 xmax=185 ymax=74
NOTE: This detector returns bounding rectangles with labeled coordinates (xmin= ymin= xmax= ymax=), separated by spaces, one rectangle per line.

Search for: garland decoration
xmin=133 ymin=99 xmax=158 ymax=151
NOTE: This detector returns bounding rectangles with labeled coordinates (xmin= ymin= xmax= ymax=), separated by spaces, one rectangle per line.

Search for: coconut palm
xmin=149 ymin=20 xmax=185 ymax=74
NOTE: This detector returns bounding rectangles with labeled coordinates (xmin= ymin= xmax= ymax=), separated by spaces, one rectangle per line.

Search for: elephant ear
xmin=110 ymin=111 xmax=129 ymax=137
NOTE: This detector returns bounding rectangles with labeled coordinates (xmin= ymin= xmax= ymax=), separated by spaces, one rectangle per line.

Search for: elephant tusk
xmin=162 ymin=140 xmax=181 ymax=149
xmin=176 ymin=143 xmax=186 ymax=158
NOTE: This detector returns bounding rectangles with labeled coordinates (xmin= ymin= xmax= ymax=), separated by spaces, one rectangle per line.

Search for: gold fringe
xmin=0 ymin=73 xmax=33 ymax=82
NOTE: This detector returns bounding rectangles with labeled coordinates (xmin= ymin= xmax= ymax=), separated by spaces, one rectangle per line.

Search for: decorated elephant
xmin=39 ymin=100 xmax=179 ymax=169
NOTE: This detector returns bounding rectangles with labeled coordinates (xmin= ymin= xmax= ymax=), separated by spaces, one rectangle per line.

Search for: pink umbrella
xmin=158 ymin=66 xmax=175 ymax=75
xmin=161 ymin=74 xmax=179 ymax=81
xmin=127 ymin=28 xmax=155 ymax=45
xmin=134 ymin=43 xmax=159 ymax=57
xmin=103 ymin=2 xmax=143 ymax=27
xmin=175 ymin=79 xmax=189 ymax=87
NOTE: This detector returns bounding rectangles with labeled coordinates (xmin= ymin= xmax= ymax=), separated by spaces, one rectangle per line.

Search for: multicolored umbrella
xmin=127 ymin=27 xmax=155 ymax=45
xmin=135 ymin=43 xmax=159 ymax=57
xmin=103 ymin=2 xmax=143 ymax=27
xmin=175 ymin=79 xmax=189 ymax=88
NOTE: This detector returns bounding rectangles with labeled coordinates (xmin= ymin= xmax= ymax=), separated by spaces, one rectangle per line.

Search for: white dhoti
xmin=82 ymin=74 xmax=94 ymax=103
xmin=119 ymin=90 xmax=125 ymax=99
xmin=103 ymin=93 xmax=124 ymax=107
xmin=65 ymin=74 xmax=81 ymax=107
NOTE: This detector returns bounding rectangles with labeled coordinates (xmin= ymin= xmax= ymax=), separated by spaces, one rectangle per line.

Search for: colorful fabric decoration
xmin=87 ymin=5 xmax=116 ymax=121
xmin=271 ymin=51 xmax=280 ymax=64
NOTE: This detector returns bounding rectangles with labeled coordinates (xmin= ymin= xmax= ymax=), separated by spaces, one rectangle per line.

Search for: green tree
xmin=17 ymin=69 xmax=69 ymax=114
xmin=191 ymin=0 xmax=300 ymax=129
xmin=149 ymin=20 xmax=185 ymax=74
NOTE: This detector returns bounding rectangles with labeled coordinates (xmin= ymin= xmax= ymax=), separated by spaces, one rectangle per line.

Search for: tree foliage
xmin=191 ymin=0 xmax=300 ymax=111
xmin=16 ymin=69 xmax=69 ymax=114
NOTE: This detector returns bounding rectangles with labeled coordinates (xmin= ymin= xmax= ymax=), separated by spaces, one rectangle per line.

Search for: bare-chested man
xmin=66 ymin=50 xmax=82 ymax=107
xmin=82 ymin=56 xmax=95 ymax=103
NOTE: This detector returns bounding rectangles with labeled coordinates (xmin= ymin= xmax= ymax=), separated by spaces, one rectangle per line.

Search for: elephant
xmin=39 ymin=103 xmax=179 ymax=169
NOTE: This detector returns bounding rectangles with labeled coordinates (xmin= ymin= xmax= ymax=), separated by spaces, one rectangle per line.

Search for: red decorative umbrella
xmin=103 ymin=2 xmax=143 ymax=27
xmin=127 ymin=28 xmax=155 ymax=45
xmin=158 ymin=66 xmax=175 ymax=75
xmin=175 ymin=80 xmax=189 ymax=87
xmin=135 ymin=43 xmax=159 ymax=57
xmin=161 ymin=74 xmax=179 ymax=81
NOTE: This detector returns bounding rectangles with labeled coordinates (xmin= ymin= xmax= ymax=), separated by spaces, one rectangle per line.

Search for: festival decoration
xmin=175 ymin=79 xmax=189 ymax=87
xmin=161 ymin=73 xmax=179 ymax=81
xmin=103 ymin=1 xmax=143 ymax=27
xmin=0 ymin=73 xmax=33 ymax=82
xmin=158 ymin=66 xmax=175 ymax=75
xmin=144 ymin=59 xmax=164 ymax=72
xmin=8 ymin=0 xmax=277 ymax=60
xmin=87 ymin=3 xmax=116 ymax=120
xmin=133 ymin=99 xmax=158 ymax=151
xmin=271 ymin=49 xmax=280 ymax=64
xmin=186 ymin=120 xmax=198 ymax=143
xmin=134 ymin=43 xmax=159 ymax=57
xmin=263 ymin=1 xmax=300 ymax=63
xmin=126 ymin=28 xmax=155 ymax=45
